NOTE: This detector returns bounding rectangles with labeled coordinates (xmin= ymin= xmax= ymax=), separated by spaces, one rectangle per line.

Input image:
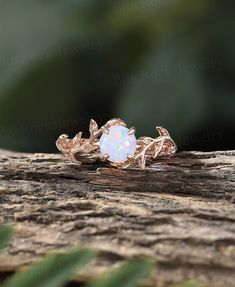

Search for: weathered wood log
xmin=0 ymin=149 xmax=234 ymax=287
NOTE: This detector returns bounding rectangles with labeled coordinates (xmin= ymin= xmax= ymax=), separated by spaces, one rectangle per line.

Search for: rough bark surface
xmin=0 ymin=149 xmax=234 ymax=287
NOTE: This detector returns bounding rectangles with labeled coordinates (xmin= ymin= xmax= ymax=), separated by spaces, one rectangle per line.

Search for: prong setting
xmin=128 ymin=127 xmax=136 ymax=135
xmin=101 ymin=127 xmax=109 ymax=134
xmin=127 ymin=154 xmax=135 ymax=161
xmin=101 ymin=154 xmax=110 ymax=161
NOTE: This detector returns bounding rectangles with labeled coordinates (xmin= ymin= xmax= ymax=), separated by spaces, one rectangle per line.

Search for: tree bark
xmin=0 ymin=149 xmax=234 ymax=287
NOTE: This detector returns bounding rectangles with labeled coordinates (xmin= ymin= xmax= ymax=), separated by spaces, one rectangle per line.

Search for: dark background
xmin=0 ymin=0 xmax=234 ymax=153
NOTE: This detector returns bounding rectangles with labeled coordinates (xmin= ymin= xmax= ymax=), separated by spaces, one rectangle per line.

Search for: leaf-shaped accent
xmin=156 ymin=127 xmax=170 ymax=137
xmin=72 ymin=132 xmax=83 ymax=144
xmin=89 ymin=119 xmax=99 ymax=137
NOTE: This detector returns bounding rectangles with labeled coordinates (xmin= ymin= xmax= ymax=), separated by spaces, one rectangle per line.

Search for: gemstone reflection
xmin=99 ymin=126 xmax=136 ymax=163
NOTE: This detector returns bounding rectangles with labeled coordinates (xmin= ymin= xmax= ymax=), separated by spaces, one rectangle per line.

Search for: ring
xmin=56 ymin=118 xmax=177 ymax=169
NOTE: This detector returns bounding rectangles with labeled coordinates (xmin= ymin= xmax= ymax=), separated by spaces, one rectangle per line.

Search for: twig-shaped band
xmin=56 ymin=118 xmax=177 ymax=169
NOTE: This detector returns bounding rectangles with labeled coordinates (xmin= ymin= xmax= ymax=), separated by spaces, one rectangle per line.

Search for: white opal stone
xmin=99 ymin=125 xmax=137 ymax=163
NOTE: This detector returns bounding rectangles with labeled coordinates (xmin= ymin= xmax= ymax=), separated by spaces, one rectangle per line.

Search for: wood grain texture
xmin=0 ymin=149 xmax=234 ymax=286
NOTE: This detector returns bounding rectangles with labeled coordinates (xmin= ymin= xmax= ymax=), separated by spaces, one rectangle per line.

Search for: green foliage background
xmin=0 ymin=0 xmax=234 ymax=152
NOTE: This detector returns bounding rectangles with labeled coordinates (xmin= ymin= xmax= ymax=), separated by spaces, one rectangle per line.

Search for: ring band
xmin=56 ymin=118 xmax=177 ymax=169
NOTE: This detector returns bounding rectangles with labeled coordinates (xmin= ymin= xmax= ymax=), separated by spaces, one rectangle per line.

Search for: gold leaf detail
xmin=89 ymin=119 xmax=99 ymax=136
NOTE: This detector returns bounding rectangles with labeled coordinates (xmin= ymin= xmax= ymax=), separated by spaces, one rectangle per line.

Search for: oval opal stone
xmin=99 ymin=126 xmax=137 ymax=163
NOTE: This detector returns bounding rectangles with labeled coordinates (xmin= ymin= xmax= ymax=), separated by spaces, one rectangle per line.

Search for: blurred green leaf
xmin=2 ymin=248 xmax=95 ymax=287
xmin=0 ymin=225 xmax=13 ymax=252
xmin=86 ymin=258 xmax=154 ymax=287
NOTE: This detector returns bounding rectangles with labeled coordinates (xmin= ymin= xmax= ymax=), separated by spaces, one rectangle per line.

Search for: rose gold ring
xmin=56 ymin=118 xmax=177 ymax=169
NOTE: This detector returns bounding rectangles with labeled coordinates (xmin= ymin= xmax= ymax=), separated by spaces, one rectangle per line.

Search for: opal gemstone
xmin=99 ymin=125 xmax=137 ymax=163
